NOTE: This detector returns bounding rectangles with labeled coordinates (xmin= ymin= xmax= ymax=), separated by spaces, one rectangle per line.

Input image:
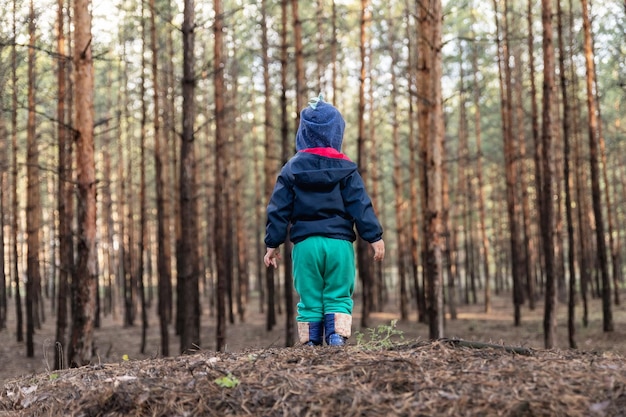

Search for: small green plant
xmin=215 ymin=373 xmax=240 ymax=388
xmin=355 ymin=319 xmax=404 ymax=350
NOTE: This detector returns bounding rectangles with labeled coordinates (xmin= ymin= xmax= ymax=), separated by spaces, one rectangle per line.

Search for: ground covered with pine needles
xmin=1 ymin=338 xmax=625 ymax=417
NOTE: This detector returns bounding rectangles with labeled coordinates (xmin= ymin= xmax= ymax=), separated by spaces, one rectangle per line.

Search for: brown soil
xmin=1 ymin=289 xmax=625 ymax=416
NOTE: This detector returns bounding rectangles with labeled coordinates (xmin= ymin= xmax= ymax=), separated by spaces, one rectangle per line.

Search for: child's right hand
xmin=370 ymin=240 xmax=385 ymax=262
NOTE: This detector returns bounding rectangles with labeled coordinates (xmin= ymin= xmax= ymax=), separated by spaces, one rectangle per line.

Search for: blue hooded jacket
xmin=265 ymin=99 xmax=383 ymax=248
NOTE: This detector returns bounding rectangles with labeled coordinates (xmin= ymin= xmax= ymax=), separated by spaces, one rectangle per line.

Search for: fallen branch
xmin=439 ymin=338 xmax=534 ymax=356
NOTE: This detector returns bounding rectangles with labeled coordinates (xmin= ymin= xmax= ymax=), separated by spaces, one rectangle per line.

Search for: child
xmin=264 ymin=95 xmax=385 ymax=346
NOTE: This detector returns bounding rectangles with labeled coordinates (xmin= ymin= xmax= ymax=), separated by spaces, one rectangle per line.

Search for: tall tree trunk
xmin=164 ymin=0 xmax=177 ymax=327
xmin=581 ymin=0 xmax=613 ymax=333
xmin=594 ymin=72 xmax=621 ymax=307
xmin=388 ymin=16 xmax=408 ymax=320
xmin=291 ymin=0 xmax=305 ymax=114
xmin=150 ymin=0 xmax=171 ymax=357
xmin=527 ymin=0 xmax=541 ymax=309
xmin=442 ymin=130 xmax=458 ymax=320
xmin=418 ymin=0 xmax=445 ymax=339
xmin=357 ymin=0 xmax=373 ymax=328
xmin=469 ymin=25 xmax=492 ymax=313
xmin=280 ymin=1 xmax=294 ymax=346
xmin=540 ymin=0 xmax=558 ymax=349
xmin=493 ymin=0 xmax=523 ymax=325
xmin=138 ymin=0 xmax=149 ymax=355
xmin=557 ymin=0 xmax=577 ymax=350
xmin=55 ymin=0 xmax=73 ymax=370
xmin=179 ymin=0 xmax=201 ymax=353
xmin=405 ymin=0 xmax=423 ymax=323
xmin=69 ymin=0 xmax=97 ymax=367
xmin=0 ymin=88 xmax=6 ymax=330
xmin=513 ymin=42 xmax=536 ymax=311
xmin=457 ymin=53 xmax=471 ymax=306
xmin=214 ymin=0 xmax=228 ymax=352
xmin=262 ymin=0 xmax=277 ymax=332
xmin=11 ymin=0 xmax=23 ymax=344
xmin=367 ymin=37 xmax=383 ymax=313
xmin=25 ymin=0 xmax=41 ymax=359
xmin=123 ymin=47 xmax=135 ymax=328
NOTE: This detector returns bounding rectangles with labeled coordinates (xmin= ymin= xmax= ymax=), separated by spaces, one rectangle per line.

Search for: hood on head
xmin=295 ymin=96 xmax=345 ymax=152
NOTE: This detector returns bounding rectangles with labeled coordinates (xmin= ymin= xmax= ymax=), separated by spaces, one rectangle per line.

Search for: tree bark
xmin=214 ymin=0 xmax=228 ymax=352
xmin=493 ymin=0 xmax=523 ymax=326
xmin=418 ymin=0 xmax=445 ymax=339
xmin=0 ymin=85 xmax=6 ymax=331
xmin=388 ymin=16 xmax=408 ymax=320
xmin=262 ymin=0 xmax=278 ymax=333
xmin=357 ymin=0 xmax=373 ymax=328
xmin=405 ymin=0 xmax=423 ymax=323
xmin=11 ymin=0 xmax=24 ymax=344
xmin=469 ymin=27 xmax=491 ymax=314
xmin=540 ymin=0 xmax=558 ymax=349
xmin=150 ymin=0 xmax=172 ymax=357
xmin=277 ymin=0 xmax=295 ymax=346
xmin=26 ymin=0 xmax=41 ymax=359
xmin=179 ymin=0 xmax=201 ymax=353
xmin=55 ymin=0 xmax=73 ymax=370
xmin=69 ymin=0 xmax=98 ymax=367
xmin=581 ymin=0 xmax=613 ymax=333
xmin=557 ymin=0 xmax=577 ymax=350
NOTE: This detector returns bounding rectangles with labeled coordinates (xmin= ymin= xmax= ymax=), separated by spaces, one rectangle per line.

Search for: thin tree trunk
xmin=150 ymin=0 xmax=171 ymax=357
xmin=292 ymin=0 xmax=305 ymax=113
xmin=164 ymin=0 xmax=176 ymax=327
xmin=557 ymin=0 xmax=577 ymax=350
xmin=214 ymin=0 xmax=228 ymax=352
xmin=406 ymin=0 xmax=423 ymax=323
xmin=469 ymin=29 xmax=492 ymax=314
xmin=457 ymin=54 xmax=471 ymax=306
xmin=581 ymin=0 xmax=613 ymax=333
xmin=179 ymin=0 xmax=201 ymax=353
xmin=442 ymin=113 xmax=457 ymax=319
xmin=263 ymin=0 xmax=276 ymax=332
xmin=357 ymin=0 xmax=373 ymax=328
xmin=123 ymin=50 xmax=135 ymax=328
xmin=11 ymin=0 xmax=23 ymax=344
xmin=594 ymin=75 xmax=621 ymax=307
xmin=0 ymin=91 xmax=6 ymax=331
xmin=25 ymin=0 xmax=41 ymax=359
xmin=540 ymin=0 xmax=558 ymax=349
xmin=280 ymin=1 xmax=294 ymax=346
xmin=388 ymin=17 xmax=408 ymax=320
xmin=55 ymin=0 xmax=72 ymax=370
xmin=513 ymin=42 xmax=536 ymax=311
xmin=138 ymin=0 xmax=149 ymax=354
xmin=69 ymin=0 xmax=97 ymax=367
xmin=494 ymin=0 xmax=523 ymax=326
xmin=527 ymin=0 xmax=541 ymax=309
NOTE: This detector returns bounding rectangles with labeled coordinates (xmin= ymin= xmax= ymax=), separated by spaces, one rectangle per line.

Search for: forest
xmin=0 ymin=0 xmax=625 ymax=373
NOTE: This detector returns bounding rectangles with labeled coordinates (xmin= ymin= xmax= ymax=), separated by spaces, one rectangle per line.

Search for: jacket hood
xmin=295 ymin=99 xmax=345 ymax=152
xmin=289 ymin=152 xmax=356 ymax=187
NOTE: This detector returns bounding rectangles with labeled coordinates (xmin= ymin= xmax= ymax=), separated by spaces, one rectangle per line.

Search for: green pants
xmin=292 ymin=236 xmax=355 ymax=322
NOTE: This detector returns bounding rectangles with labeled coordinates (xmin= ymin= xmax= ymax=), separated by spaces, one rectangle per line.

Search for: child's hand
xmin=264 ymin=247 xmax=281 ymax=268
xmin=370 ymin=239 xmax=385 ymax=262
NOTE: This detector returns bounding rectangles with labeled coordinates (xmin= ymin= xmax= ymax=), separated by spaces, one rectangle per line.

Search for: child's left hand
xmin=264 ymin=247 xmax=281 ymax=268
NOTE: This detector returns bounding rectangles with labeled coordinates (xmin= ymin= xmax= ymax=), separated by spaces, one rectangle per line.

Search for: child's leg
xmin=293 ymin=237 xmax=325 ymax=345
xmin=322 ymin=239 xmax=355 ymax=345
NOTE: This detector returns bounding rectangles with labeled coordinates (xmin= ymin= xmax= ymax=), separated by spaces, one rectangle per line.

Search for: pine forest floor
xmin=1 ymin=287 xmax=625 ymax=416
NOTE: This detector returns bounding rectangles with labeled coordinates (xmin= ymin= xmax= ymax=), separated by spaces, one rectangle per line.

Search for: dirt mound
xmin=1 ymin=339 xmax=624 ymax=417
